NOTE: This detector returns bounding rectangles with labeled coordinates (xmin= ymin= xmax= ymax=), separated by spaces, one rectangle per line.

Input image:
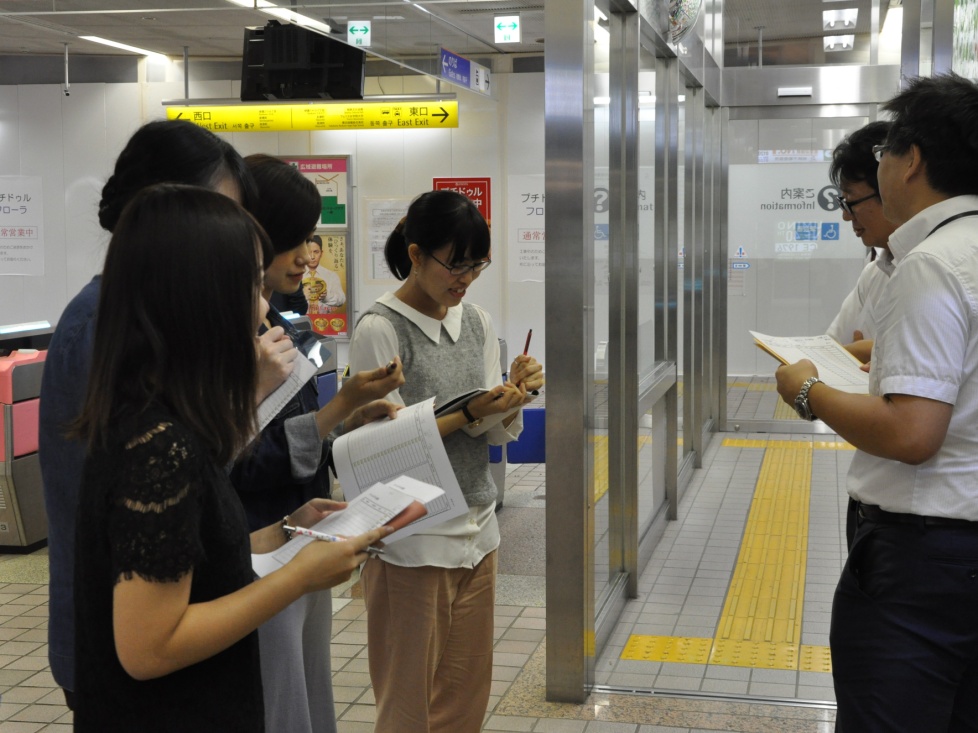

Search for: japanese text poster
xmin=0 ymin=177 xmax=44 ymax=276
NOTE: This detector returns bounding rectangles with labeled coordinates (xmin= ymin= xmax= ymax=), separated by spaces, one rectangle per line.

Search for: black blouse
xmin=73 ymin=408 xmax=264 ymax=732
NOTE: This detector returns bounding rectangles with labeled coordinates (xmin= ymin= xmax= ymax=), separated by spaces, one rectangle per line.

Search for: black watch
xmin=793 ymin=376 xmax=822 ymax=421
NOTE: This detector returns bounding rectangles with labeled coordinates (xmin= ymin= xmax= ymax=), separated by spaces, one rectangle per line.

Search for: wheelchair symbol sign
xmin=821 ymin=222 xmax=840 ymax=240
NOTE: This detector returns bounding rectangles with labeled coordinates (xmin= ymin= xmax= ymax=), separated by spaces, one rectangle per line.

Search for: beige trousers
xmin=361 ymin=551 xmax=496 ymax=733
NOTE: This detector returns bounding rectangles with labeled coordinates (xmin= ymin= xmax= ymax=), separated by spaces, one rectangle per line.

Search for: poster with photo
xmin=281 ymin=156 xmax=352 ymax=337
xmin=303 ymin=232 xmax=349 ymax=336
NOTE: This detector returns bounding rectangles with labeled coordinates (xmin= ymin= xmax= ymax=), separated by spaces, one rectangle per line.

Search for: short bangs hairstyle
xmin=830 ymin=120 xmax=891 ymax=193
xmin=383 ymin=189 xmax=490 ymax=280
xmin=245 ymin=154 xmax=321 ymax=258
xmin=76 ymin=184 xmax=269 ymax=465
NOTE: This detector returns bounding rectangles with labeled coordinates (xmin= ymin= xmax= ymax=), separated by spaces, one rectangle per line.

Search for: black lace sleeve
xmin=106 ymin=420 xmax=207 ymax=584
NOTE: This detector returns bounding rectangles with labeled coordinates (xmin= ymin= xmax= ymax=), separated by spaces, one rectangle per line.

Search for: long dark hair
xmin=98 ymin=120 xmax=257 ymax=232
xmin=384 ymin=190 xmax=490 ymax=280
xmin=245 ymin=154 xmax=321 ymax=259
xmin=74 ymin=184 xmax=267 ymax=465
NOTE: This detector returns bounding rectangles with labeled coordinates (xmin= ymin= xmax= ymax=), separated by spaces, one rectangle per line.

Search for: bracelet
xmin=461 ymin=404 xmax=481 ymax=426
xmin=282 ymin=515 xmax=294 ymax=541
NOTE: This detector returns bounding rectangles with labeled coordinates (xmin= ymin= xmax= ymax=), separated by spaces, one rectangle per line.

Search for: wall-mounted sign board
xmin=165 ymin=100 xmax=459 ymax=132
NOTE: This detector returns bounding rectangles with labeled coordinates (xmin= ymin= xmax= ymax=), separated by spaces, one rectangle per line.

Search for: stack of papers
xmin=252 ymin=475 xmax=445 ymax=577
xmin=750 ymin=331 xmax=869 ymax=394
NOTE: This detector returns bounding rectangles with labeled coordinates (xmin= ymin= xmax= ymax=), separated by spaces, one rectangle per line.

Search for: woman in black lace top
xmin=70 ymin=185 xmax=391 ymax=732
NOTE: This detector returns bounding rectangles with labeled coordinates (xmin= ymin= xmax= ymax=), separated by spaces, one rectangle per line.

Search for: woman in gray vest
xmin=348 ymin=190 xmax=543 ymax=732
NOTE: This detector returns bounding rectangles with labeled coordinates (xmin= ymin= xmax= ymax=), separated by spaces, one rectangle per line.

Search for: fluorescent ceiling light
xmin=823 ymin=8 xmax=858 ymax=30
xmin=778 ymin=86 xmax=813 ymax=97
xmin=80 ymin=35 xmax=168 ymax=60
xmin=824 ymin=34 xmax=855 ymax=51
xmin=226 ymin=0 xmax=331 ymax=34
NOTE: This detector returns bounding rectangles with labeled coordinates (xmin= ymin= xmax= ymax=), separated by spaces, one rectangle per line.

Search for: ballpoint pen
xmin=519 ymin=329 xmax=540 ymax=395
xmin=283 ymin=525 xmax=385 ymax=556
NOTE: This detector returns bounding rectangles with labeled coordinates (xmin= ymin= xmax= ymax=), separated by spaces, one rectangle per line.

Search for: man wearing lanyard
xmin=775 ymin=73 xmax=978 ymax=731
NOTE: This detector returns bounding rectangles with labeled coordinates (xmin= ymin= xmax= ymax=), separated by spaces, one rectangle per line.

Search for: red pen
xmin=519 ymin=329 xmax=539 ymax=395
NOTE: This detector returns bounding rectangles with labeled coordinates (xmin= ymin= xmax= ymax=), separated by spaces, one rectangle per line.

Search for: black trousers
xmin=832 ymin=505 xmax=978 ymax=732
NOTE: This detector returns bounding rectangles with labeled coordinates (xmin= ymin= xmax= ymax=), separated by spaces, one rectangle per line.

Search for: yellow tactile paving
xmin=594 ymin=434 xmax=608 ymax=503
xmin=773 ymin=399 xmax=798 ymax=420
xmin=621 ymin=635 xmax=713 ymax=664
xmin=800 ymin=644 xmax=833 ymax=673
xmin=621 ymin=438 xmax=835 ymax=673
xmin=592 ymin=435 xmax=655 ymax=503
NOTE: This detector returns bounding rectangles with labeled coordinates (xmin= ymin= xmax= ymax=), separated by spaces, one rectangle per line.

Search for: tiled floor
xmin=0 ymin=443 xmax=841 ymax=732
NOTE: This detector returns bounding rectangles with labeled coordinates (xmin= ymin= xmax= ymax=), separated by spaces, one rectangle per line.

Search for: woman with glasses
xmin=233 ymin=154 xmax=405 ymax=733
xmin=825 ymin=121 xmax=897 ymax=356
xmin=348 ymin=189 xmax=543 ymax=733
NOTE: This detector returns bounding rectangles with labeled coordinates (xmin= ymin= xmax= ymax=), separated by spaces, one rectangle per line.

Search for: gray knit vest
xmin=364 ymin=302 xmax=497 ymax=507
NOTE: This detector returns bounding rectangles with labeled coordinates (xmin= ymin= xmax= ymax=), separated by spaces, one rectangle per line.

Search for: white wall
xmin=0 ymin=71 xmax=547 ymax=370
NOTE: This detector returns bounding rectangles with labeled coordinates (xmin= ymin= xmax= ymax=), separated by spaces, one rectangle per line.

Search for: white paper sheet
xmin=251 ymin=477 xmax=448 ymax=577
xmin=750 ymin=331 xmax=869 ymax=393
xmin=255 ymin=353 xmax=318 ymax=434
xmin=330 ymin=399 xmax=468 ymax=540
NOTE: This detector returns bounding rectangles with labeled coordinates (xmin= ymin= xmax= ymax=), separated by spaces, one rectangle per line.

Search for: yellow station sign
xmin=165 ymin=100 xmax=459 ymax=132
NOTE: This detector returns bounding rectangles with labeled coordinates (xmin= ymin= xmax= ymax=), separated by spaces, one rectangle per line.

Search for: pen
xmin=283 ymin=525 xmax=385 ymax=556
xmin=519 ymin=329 xmax=539 ymax=395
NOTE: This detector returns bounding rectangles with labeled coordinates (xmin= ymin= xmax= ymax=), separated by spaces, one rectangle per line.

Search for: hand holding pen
xmin=284 ymin=524 xmax=386 ymax=556
xmin=286 ymin=525 xmax=392 ymax=594
xmin=511 ymin=329 xmax=544 ymax=397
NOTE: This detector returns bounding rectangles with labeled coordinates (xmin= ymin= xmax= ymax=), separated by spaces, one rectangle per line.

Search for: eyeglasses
xmin=429 ymin=253 xmax=492 ymax=276
xmin=872 ymin=144 xmax=889 ymax=162
xmin=835 ymin=192 xmax=880 ymax=217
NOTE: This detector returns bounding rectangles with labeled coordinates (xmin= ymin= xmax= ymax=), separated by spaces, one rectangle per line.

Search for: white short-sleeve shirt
xmin=848 ymin=195 xmax=978 ymax=519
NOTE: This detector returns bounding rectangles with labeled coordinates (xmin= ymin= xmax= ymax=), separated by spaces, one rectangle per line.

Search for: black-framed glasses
xmin=835 ymin=192 xmax=880 ymax=217
xmin=872 ymin=144 xmax=889 ymax=162
xmin=429 ymin=253 xmax=492 ymax=276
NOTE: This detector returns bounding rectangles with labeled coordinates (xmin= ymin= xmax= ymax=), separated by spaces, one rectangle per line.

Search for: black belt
xmin=854 ymin=501 xmax=978 ymax=529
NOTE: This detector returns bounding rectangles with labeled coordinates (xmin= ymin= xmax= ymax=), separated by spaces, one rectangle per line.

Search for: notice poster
xmin=507 ymin=174 xmax=545 ymax=282
xmin=365 ymin=198 xmax=411 ymax=281
xmin=432 ymin=177 xmax=491 ymax=227
xmin=303 ymin=232 xmax=349 ymax=336
xmin=0 ymin=176 xmax=44 ymax=276
xmin=281 ymin=157 xmax=351 ymax=337
xmin=728 ymin=163 xmax=858 ymax=260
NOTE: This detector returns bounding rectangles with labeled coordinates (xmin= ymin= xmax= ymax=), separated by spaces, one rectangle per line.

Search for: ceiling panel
xmin=0 ymin=0 xmax=881 ymax=66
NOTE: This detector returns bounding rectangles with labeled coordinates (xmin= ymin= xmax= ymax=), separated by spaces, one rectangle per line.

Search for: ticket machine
xmin=0 ymin=343 xmax=49 ymax=549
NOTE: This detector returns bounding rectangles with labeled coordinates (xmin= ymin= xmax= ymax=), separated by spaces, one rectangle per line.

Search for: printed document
xmin=331 ymin=398 xmax=468 ymax=536
xmin=750 ymin=331 xmax=869 ymax=393
xmin=256 ymin=353 xmax=318 ymax=433
xmin=251 ymin=476 xmax=445 ymax=577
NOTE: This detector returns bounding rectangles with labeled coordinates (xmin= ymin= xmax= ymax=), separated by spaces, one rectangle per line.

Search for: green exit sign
xmin=494 ymin=14 xmax=521 ymax=43
xmin=347 ymin=20 xmax=371 ymax=47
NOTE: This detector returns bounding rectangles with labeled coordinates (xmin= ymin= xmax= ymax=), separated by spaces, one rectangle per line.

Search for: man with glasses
xmin=825 ymin=121 xmax=897 ymax=355
xmin=775 ymin=73 xmax=978 ymax=731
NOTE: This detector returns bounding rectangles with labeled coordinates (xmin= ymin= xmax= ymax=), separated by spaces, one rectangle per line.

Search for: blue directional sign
xmin=440 ymin=48 xmax=471 ymax=87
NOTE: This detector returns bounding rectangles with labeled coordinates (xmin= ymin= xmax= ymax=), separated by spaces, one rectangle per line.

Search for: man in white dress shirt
xmin=775 ymin=73 xmax=978 ymax=732
xmin=825 ymin=121 xmax=897 ymax=351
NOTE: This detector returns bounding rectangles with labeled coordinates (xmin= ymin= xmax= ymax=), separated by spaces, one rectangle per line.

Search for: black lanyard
xmin=926 ymin=210 xmax=978 ymax=238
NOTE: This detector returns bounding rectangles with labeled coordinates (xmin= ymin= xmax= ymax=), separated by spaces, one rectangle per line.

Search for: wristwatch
xmin=793 ymin=376 xmax=822 ymax=421
xmin=461 ymin=404 xmax=483 ymax=427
